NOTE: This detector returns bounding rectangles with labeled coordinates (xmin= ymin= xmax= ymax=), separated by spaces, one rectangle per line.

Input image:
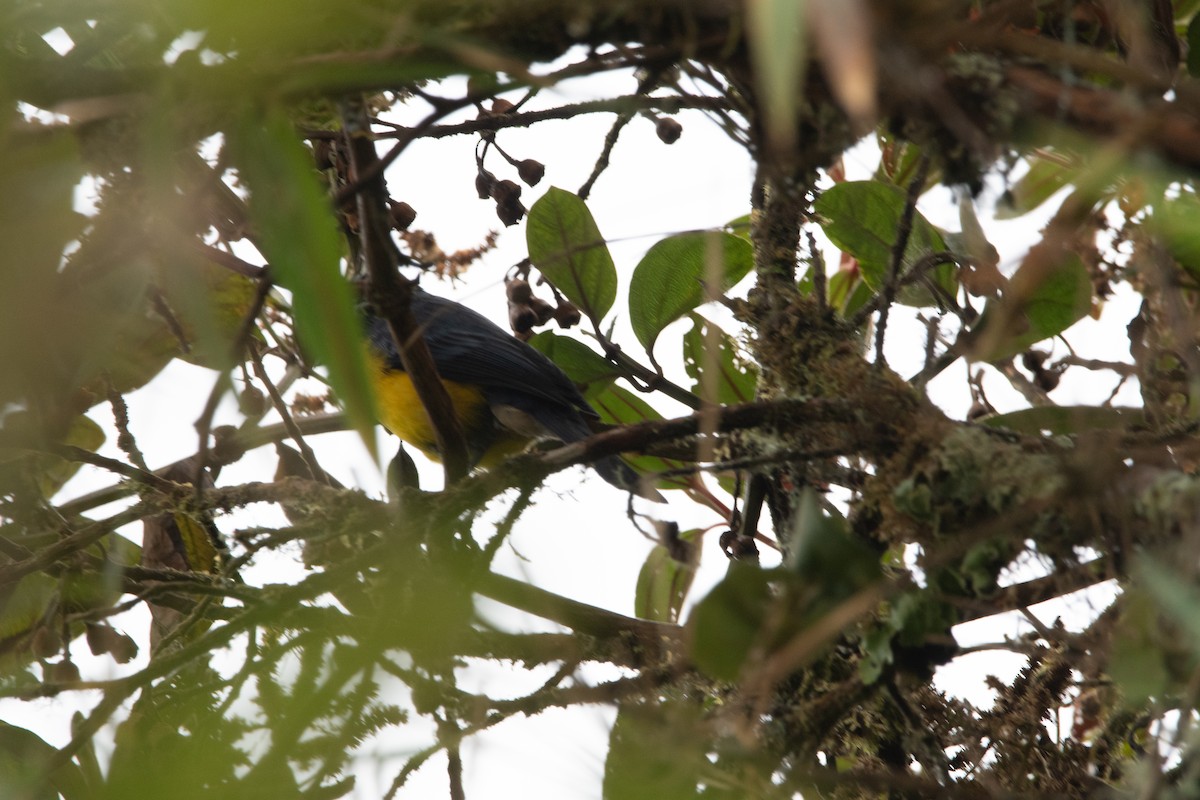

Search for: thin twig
xmin=806 ymin=229 xmax=827 ymax=313
xmin=874 ymin=156 xmax=930 ymax=369
xmin=248 ymin=345 xmax=325 ymax=484
xmin=578 ymin=109 xmax=635 ymax=200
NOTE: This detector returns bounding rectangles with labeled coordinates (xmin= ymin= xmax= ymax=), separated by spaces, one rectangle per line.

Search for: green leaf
xmin=0 ymin=529 xmax=134 ymax=671
xmin=0 ymin=721 xmax=91 ymax=800
xmin=690 ymin=563 xmax=775 ymax=682
xmin=156 ymin=255 xmax=260 ymax=371
xmin=0 ymin=573 xmax=56 ymax=641
xmin=1182 ymin=0 xmax=1200 ymax=19
xmin=1014 ymin=255 xmax=1093 ymax=338
xmin=232 ymin=107 xmax=377 ymax=455
xmin=1149 ymin=192 xmax=1200 ymax=281
xmin=634 ymin=531 xmax=699 ymax=624
xmin=859 ymin=590 xmax=957 ymax=685
xmin=0 ymin=411 xmax=109 ymax=502
xmin=526 ymin=187 xmax=617 ymax=323
xmin=971 ymin=249 xmax=1092 ymax=362
xmin=1188 ymin=14 xmax=1200 ymax=78
xmin=787 ymin=488 xmax=880 ymax=601
xmin=814 ymin=181 xmax=951 ymax=306
xmin=859 ymin=624 xmax=895 ymax=685
xmin=0 ymin=129 xmax=83 ymax=281
xmin=629 ymin=231 xmax=753 ymax=353
xmin=525 ymin=331 xmax=620 ymax=394
xmin=589 ymin=383 xmax=664 ymax=426
xmin=37 ymin=414 xmax=106 ymax=499
xmin=725 ymin=213 xmax=752 ymax=242
xmin=874 ymin=132 xmax=926 ymax=188
xmin=996 ymin=150 xmax=1078 ymax=219
xmin=983 ymin=406 xmax=1143 ymax=436
xmin=604 ymin=700 xmax=705 ymax=800
xmin=681 ymin=314 xmax=757 ymax=405
xmin=1108 ymin=587 xmax=1170 ymax=704
xmin=0 ymin=129 xmax=87 ymax=412
xmin=823 ymin=266 xmax=873 ymax=317
xmin=1136 ymin=558 xmax=1200 ymax=648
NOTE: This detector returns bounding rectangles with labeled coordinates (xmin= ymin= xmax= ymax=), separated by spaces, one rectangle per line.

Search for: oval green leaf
xmin=682 ymin=314 xmax=757 ymax=405
xmin=995 ymin=150 xmax=1079 ymax=219
xmin=1187 ymin=14 xmax=1200 ymax=77
xmin=814 ymin=180 xmax=952 ymax=306
xmin=526 ymin=187 xmax=617 ymax=324
xmin=1150 ymin=193 xmax=1200 ymax=281
xmin=971 ymin=249 xmax=1092 ymax=362
xmin=634 ymin=535 xmax=698 ymax=624
xmin=690 ymin=563 xmax=774 ymax=682
xmin=629 ymin=231 xmax=752 ymax=353
xmin=725 ymin=213 xmax=752 ymax=242
xmin=604 ymin=699 xmax=706 ymax=800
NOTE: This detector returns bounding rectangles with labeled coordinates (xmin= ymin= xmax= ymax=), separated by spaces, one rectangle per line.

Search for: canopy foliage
xmin=5 ymin=1 xmax=1200 ymax=798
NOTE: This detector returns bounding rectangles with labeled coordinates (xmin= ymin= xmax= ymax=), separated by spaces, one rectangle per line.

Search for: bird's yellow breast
xmin=368 ymin=353 xmax=525 ymax=466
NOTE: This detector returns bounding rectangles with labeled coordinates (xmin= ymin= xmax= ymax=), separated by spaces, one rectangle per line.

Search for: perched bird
xmin=364 ymin=286 xmax=659 ymax=499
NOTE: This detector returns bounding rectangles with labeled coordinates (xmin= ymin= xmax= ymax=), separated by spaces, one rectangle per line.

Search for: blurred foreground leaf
xmin=232 ymin=107 xmax=377 ymax=455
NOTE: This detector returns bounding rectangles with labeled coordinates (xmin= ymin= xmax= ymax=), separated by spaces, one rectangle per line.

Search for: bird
xmin=363 ymin=285 xmax=660 ymax=500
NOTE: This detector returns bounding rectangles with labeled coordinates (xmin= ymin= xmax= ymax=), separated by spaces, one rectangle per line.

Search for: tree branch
xmin=339 ymin=97 xmax=471 ymax=483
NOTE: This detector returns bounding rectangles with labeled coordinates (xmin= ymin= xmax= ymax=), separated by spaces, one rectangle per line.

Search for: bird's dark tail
xmin=594 ymin=454 xmax=666 ymax=503
xmin=519 ymin=401 xmax=664 ymax=502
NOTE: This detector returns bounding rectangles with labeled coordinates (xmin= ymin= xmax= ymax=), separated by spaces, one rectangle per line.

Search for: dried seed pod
xmin=529 ymin=297 xmax=555 ymax=326
xmin=211 ymin=424 xmax=245 ymax=465
xmin=85 ymin=623 xmax=108 ymax=656
xmin=517 ymin=159 xmax=545 ymax=186
xmin=1021 ymin=349 xmax=1048 ymax=372
xmin=506 ymin=278 xmax=534 ymax=304
xmin=238 ymin=386 xmax=267 ymax=416
xmin=553 ymin=300 xmax=582 ymax=328
xmin=388 ymin=200 xmax=417 ymax=231
xmin=655 ymin=117 xmax=683 ymax=144
xmin=31 ymin=626 xmax=62 ymax=659
xmin=45 ymin=660 xmax=80 ymax=683
xmin=491 ymin=179 xmax=522 ymax=203
xmin=312 ymin=139 xmax=333 ymax=171
xmin=1034 ymin=368 xmax=1061 ymax=392
xmin=475 ymin=169 xmax=496 ymax=200
xmin=509 ymin=303 xmax=536 ymax=333
xmin=108 ymin=632 xmax=139 ymax=664
xmin=84 ymin=623 xmax=137 ymax=662
xmin=496 ymin=198 xmax=526 ymax=226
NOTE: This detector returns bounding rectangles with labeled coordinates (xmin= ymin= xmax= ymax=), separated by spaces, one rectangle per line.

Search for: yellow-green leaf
xmin=628 ymin=231 xmax=752 ymax=354
xmin=526 ymin=187 xmax=617 ymax=323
